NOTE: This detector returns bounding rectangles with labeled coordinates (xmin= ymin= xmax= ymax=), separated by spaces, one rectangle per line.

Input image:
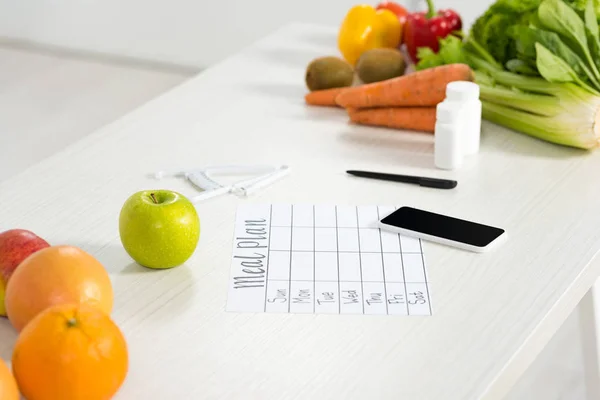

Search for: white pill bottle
xmin=434 ymin=101 xmax=463 ymax=170
xmin=434 ymin=81 xmax=482 ymax=170
xmin=445 ymin=81 xmax=482 ymax=155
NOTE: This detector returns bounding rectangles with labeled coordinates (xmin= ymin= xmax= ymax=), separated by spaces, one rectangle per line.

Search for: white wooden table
xmin=2 ymin=23 xmax=600 ymax=400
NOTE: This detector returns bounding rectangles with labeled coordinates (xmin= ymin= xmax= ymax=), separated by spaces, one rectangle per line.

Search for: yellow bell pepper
xmin=338 ymin=5 xmax=403 ymax=66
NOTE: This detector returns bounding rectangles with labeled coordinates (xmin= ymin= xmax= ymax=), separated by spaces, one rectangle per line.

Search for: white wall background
xmin=0 ymin=0 xmax=494 ymax=69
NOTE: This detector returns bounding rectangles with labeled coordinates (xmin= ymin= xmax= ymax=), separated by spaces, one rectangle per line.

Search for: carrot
xmin=348 ymin=107 xmax=437 ymax=133
xmin=305 ymin=87 xmax=347 ymax=107
xmin=336 ymin=64 xmax=474 ymax=109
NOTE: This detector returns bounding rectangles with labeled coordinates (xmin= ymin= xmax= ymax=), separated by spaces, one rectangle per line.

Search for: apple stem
xmin=150 ymin=193 xmax=158 ymax=204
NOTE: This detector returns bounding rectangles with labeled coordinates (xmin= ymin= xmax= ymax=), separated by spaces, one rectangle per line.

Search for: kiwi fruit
xmin=305 ymin=56 xmax=354 ymax=91
xmin=356 ymin=48 xmax=406 ymax=84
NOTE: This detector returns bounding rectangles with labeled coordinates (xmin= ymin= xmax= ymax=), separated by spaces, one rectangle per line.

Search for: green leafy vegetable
xmin=469 ymin=0 xmax=542 ymax=65
xmin=415 ymin=35 xmax=465 ymax=71
xmin=485 ymin=0 xmax=542 ymax=14
xmin=438 ymin=36 xmax=466 ymax=64
xmin=537 ymin=0 xmax=600 ymax=81
xmin=511 ymin=27 xmax=574 ymax=68
xmin=587 ymin=28 xmax=600 ymax=72
xmin=469 ymin=0 xmax=600 ymax=67
xmin=584 ymin=0 xmax=600 ymax=70
xmin=585 ymin=0 xmax=599 ymax=37
xmin=470 ymin=12 xmax=517 ymax=65
xmin=416 ymin=0 xmax=600 ymax=149
xmin=506 ymin=59 xmax=539 ymax=75
xmin=535 ymin=43 xmax=582 ymax=85
xmin=564 ymin=0 xmax=600 ymax=18
xmin=510 ymin=25 xmax=600 ymax=89
xmin=538 ymin=0 xmax=587 ymax=49
xmin=468 ymin=46 xmax=600 ymax=149
xmin=415 ymin=47 xmax=439 ymax=70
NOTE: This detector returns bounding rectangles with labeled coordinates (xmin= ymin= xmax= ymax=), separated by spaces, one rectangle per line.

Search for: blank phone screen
xmin=381 ymin=207 xmax=505 ymax=248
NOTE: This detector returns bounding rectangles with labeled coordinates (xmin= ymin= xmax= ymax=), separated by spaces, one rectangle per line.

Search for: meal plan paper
xmin=226 ymin=204 xmax=432 ymax=316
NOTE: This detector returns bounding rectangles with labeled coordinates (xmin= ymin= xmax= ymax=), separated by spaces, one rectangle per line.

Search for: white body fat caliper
xmin=153 ymin=165 xmax=290 ymax=203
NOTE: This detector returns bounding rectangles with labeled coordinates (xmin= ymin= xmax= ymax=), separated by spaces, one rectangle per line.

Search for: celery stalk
xmin=465 ymin=46 xmax=600 ymax=149
xmin=469 ymin=55 xmax=561 ymax=95
xmin=479 ymin=85 xmax=562 ymax=116
xmin=482 ymin=100 xmax=600 ymax=148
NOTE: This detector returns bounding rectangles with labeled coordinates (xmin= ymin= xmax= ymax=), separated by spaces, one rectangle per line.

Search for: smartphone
xmin=378 ymin=206 xmax=506 ymax=253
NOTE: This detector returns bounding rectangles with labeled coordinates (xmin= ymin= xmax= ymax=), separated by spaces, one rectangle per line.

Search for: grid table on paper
xmin=227 ymin=203 xmax=432 ymax=316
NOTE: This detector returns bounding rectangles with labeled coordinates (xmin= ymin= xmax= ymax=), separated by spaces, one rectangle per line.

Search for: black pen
xmin=346 ymin=170 xmax=457 ymax=190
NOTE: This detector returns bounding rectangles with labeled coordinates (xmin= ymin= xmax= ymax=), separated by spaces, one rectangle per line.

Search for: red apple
xmin=0 ymin=229 xmax=49 ymax=316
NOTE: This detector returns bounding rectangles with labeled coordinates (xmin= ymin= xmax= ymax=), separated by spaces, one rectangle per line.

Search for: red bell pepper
xmin=403 ymin=0 xmax=462 ymax=64
xmin=376 ymin=1 xmax=409 ymax=23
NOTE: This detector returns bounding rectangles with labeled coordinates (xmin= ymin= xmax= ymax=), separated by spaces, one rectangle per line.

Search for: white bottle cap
xmin=436 ymin=101 xmax=458 ymax=124
xmin=446 ymin=81 xmax=480 ymax=101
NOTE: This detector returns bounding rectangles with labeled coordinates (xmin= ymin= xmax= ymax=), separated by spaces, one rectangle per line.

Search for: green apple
xmin=119 ymin=190 xmax=200 ymax=269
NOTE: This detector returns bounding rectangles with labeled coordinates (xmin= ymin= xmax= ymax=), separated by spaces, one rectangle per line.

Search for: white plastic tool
xmin=153 ymin=165 xmax=290 ymax=203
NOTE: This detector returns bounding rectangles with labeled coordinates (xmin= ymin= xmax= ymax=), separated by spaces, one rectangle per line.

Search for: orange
xmin=0 ymin=358 xmax=18 ymax=400
xmin=12 ymin=303 xmax=128 ymax=400
xmin=5 ymin=245 xmax=114 ymax=332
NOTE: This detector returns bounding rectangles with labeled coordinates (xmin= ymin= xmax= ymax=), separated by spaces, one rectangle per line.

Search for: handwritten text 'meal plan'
xmin=232 ymin=218 xmax=269 ymax=289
